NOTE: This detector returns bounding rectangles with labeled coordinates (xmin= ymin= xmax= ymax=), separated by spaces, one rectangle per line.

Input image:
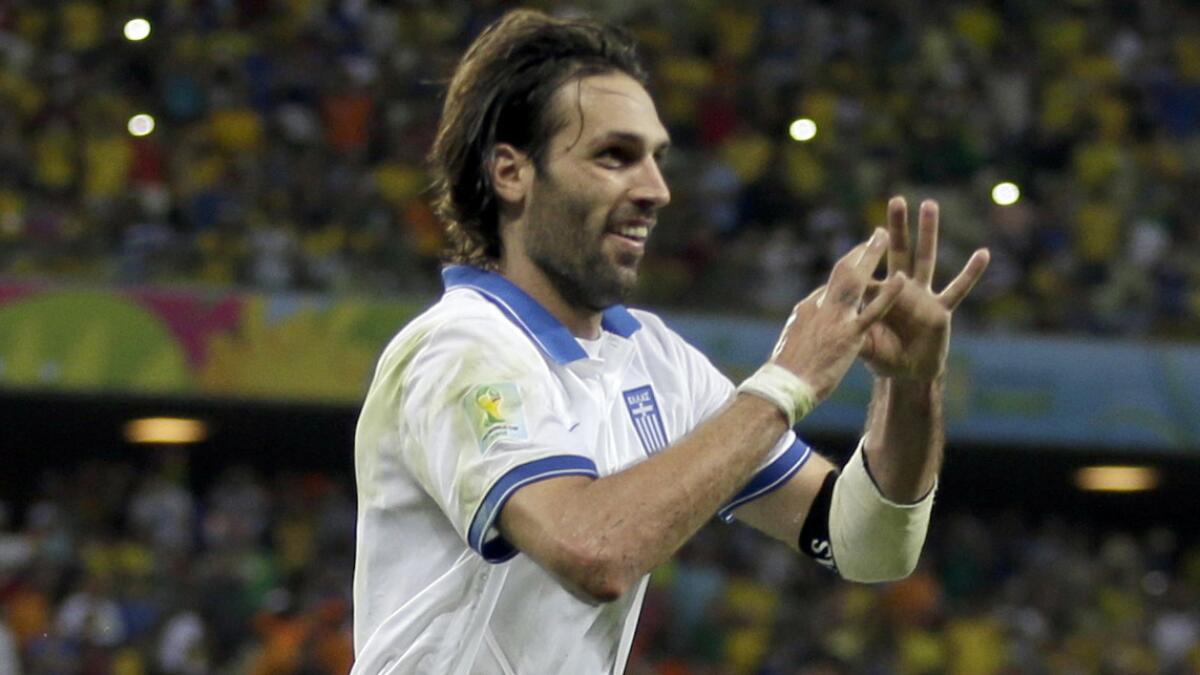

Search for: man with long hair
xmin=352 ymin=9 xmax=989 ymax=673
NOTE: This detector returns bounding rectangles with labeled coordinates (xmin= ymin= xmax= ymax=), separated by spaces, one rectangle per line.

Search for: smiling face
xmin=514 ymin=72 xmax=672 ymax=312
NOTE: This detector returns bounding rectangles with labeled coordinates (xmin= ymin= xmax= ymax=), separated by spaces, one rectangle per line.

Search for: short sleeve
xmin=677 ymin=339 xmax=737 ymax=426
xmin=671 ymin=334 xmax=812 ymax=522
xmin=397 ymin=320 xmax=597 ymax=563
xmin=717 ymin=430 xmax=811 ymax=522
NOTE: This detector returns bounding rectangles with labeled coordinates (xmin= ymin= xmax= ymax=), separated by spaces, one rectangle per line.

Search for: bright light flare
xmin=124 ymin=417 xmax=208 ymax=445
xmin=127 ymin=114 xmax=156 ymax=137
xmin=788 ymin=118 xmax=817 ymax=142
xmin=124 ymin=18 xmax=152 ymax=42
xmin=1074 ymin=465 xmax=1160 ymax=493
xmin=992 ymin=181 xmax=1020 ymax=206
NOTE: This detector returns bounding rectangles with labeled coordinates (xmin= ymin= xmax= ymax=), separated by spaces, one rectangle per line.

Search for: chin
xmin=610 ymin=261 xmax=640 ymax=289
xmin=585 ymin=270 xmax=637 ymax=310
xmin=611 ymin=274 xmax=639 ymax=306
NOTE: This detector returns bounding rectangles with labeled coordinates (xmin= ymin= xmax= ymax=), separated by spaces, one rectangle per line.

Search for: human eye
xmin=596 ymin=145 xmax=636 ymax=168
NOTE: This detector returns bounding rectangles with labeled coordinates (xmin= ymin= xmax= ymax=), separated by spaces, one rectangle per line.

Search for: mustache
xmin=610 ymin=206 xmax=658 ymax=227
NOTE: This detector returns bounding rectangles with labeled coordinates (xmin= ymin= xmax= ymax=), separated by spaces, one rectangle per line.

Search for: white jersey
xmin=351 ymin=265 xmax=810 ymax=674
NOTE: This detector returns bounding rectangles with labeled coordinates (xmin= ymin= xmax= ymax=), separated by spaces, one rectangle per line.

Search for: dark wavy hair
xmin=429 ymin=9 xmax=648 ymax=270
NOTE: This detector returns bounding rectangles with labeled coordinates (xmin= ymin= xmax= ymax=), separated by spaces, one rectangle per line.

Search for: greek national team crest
xmin=623 ymin=385 xmax=669 ymax=454
xmin=464 ymin=383 xmax=529 ymax=452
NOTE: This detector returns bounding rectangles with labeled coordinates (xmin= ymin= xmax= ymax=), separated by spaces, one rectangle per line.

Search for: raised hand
xmin=861 ymin=197 xmax=990 ymax=381
xmin=768 ymin=228 xmax=906 ymax=402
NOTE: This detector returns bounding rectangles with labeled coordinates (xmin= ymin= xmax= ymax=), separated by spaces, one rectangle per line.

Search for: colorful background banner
xmin=0 ymin=282 xmax=419 ymax=402
xmin=2 ymin=283 xmax=1197 ymax=452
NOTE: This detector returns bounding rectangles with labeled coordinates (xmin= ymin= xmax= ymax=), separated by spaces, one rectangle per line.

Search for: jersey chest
xmin=553 ymin=348 xmax=686 ymax=476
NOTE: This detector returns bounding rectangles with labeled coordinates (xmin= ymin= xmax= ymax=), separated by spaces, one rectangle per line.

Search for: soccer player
xmin=352 ymin=9 xmax=989 ymax=674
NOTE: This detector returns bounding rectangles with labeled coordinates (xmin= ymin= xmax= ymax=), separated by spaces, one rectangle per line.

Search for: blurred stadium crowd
xmin=0 ymin=460 xmax=356 ymax=675
xmin=1 ymin=1 xmax=1199 ymax=335
xmin=4 ymin=2 xmax=1200 ymax=674
xmin=1 ymin=460 xmax=1200 ymax=674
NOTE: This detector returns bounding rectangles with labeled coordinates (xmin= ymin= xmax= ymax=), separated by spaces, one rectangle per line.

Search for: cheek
xmin=535 ymin=167 xmax=620 ymax=240
xmin=562 ymin=192 xmax=612 ymax=240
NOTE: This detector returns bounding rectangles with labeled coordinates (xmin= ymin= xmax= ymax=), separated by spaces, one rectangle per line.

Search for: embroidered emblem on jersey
xmin=623 ymin=385 xmax=669 ymax=454
xmin=464 ymin=383 xmax=528 ymax=452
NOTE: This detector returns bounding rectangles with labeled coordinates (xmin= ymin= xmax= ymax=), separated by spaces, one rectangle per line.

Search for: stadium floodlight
xmin=991 ymin=181 xmax=1020 ymax=206
xmin=1073 ymin=465 xmax=1160 ymax=492
xmin=788 ymin=118 xmax=817 ymax=142
xmin=124 ymin=417 xmax=208 ymax=445
xmin=127 ymin=114 xmax=155 ymax=137
xmin=124 ymin=18 xmax=152 ymax=42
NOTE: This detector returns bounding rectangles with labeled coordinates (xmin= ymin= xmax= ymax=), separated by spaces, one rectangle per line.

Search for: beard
xmin=523 ymin=173 xmax=641 ymax=312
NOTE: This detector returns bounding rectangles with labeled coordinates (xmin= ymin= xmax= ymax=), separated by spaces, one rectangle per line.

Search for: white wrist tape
xmin=829 ymin=440 xmax=935 ymax=582
xmin=736 ymin=363 xmax=817 ymax=427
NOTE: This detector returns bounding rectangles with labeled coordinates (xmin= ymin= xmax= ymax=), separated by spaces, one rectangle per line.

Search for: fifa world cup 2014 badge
xmin=623 ymin=385 xmax=669 ymax=455
xmin=465 ymin=383 xmax=529 ymax=452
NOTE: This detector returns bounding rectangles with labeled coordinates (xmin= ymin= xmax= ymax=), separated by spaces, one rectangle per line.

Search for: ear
xmin=489 ymin=143 xmax=531 ymax=206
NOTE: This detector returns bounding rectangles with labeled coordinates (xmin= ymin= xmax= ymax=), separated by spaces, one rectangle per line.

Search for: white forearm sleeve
xmin=828 ymin=440 xmax=934 ymax=582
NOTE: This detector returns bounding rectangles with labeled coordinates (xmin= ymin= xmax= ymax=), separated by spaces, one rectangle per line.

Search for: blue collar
xmin=442 ymin=265 xmax=642 ymax=364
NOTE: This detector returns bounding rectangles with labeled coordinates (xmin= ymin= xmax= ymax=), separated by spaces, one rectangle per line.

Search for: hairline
xmin=538 ymin=72 xmax=670 ymax=162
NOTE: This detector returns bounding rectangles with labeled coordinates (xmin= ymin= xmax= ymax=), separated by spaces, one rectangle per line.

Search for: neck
xmin=500 ymin=255 xmax=603 ymax=340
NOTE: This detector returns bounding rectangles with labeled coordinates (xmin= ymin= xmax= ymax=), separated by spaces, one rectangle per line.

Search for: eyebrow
xmin=590 ymin=131 xmax=672 ymax=154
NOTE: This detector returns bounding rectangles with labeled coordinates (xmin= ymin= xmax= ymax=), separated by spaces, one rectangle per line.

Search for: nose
xmin=631 ymin=156 xmax=671 ymax=209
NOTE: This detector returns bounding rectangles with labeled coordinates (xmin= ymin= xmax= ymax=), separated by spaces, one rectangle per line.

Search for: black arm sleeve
xmin=798 ymin=469 xmax=839 ymax=573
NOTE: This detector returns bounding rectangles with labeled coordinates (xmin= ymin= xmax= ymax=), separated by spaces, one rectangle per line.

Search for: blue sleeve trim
xmin=717 ymin=437 xmax=811 ymax=523
xmin=467 ymin=455 xmax=600 ymax=563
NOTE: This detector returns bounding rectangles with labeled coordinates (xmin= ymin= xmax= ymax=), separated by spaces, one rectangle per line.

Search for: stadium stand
xmin=1 ymin=2 xmax=1199 ymax=335
xmin=4 ymin=2 xmax=1200 ymax=674
xmin=2 ymin=457 xmax=1200 ymax=674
